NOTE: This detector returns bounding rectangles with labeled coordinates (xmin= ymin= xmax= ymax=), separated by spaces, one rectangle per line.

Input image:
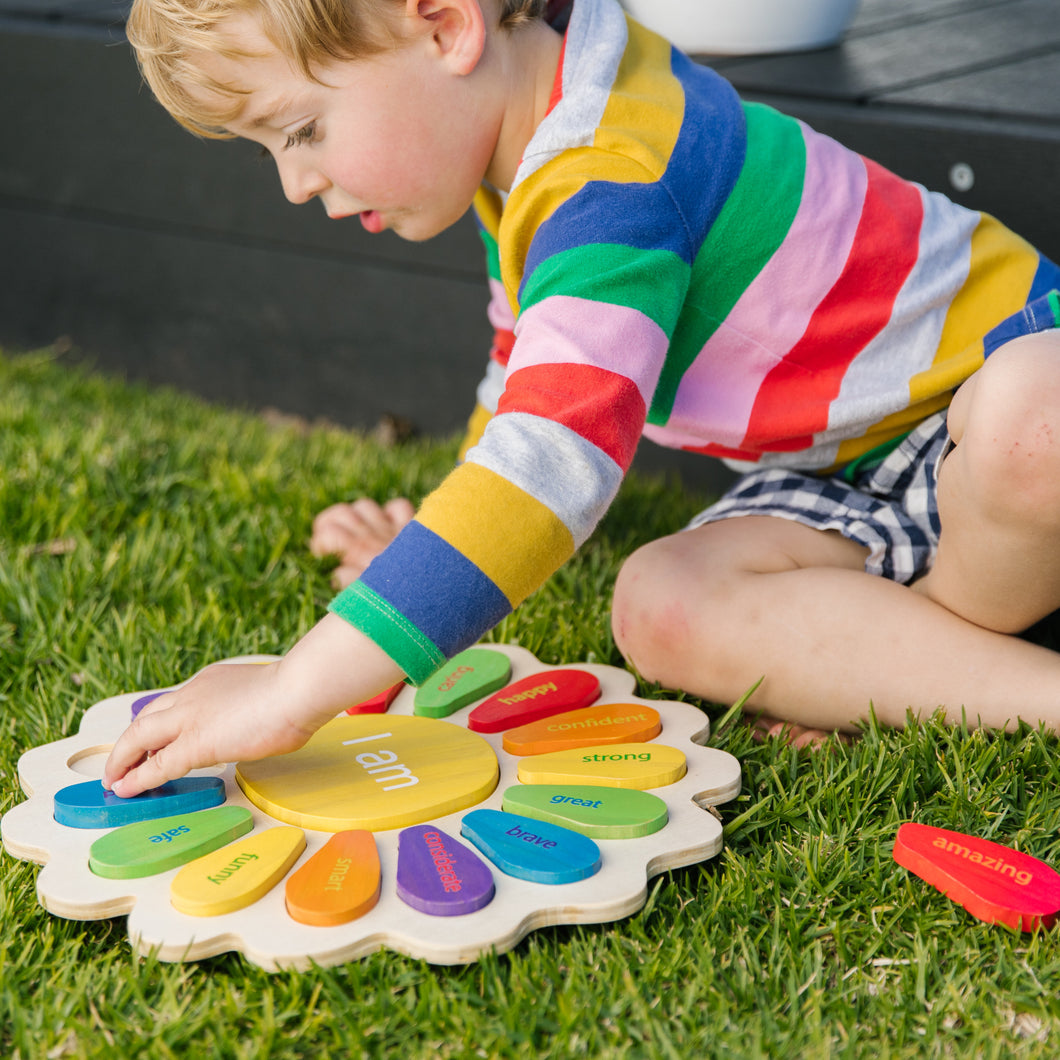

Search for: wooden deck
xmin=705 ymin=0 xmax=1060 ymax=266
xmin=0 ymin=0 xmax=1057 ymax=486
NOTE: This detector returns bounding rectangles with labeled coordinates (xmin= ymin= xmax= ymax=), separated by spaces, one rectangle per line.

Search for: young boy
xmin=105 ymin=0 xmax=1060 ymax=795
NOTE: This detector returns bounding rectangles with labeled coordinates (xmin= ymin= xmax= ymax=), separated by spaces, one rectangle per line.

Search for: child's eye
xmin=284 ymin=122 xmax=317 ymax=150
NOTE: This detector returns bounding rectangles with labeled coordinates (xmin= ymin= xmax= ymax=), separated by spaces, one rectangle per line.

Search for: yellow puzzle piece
xmin=517 ymin=742 xmax=687 ymax=789
xmin=236 ymin=715 xmax=500 ymax=832
xmin=171 ymin=825 xmax=306 ymax=918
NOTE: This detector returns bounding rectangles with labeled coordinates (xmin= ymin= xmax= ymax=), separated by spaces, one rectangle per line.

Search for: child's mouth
xmin=359 ymin=210 xmax=384 ymax=234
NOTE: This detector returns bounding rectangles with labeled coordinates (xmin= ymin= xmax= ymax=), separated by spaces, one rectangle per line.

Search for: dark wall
xmin=3 ymin=2 xmax=1059 ymax=494
xmin=0 ymin=21 xmax=491 ymax=437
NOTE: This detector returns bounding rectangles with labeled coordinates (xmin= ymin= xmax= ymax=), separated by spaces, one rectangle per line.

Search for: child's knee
xmin=954 ymin=332 xmax=1060 ymax=519
xmin=612 ymin=536 xmax=696 ymax=671
xmin=611 ymin=530 xmax=743 ymax=684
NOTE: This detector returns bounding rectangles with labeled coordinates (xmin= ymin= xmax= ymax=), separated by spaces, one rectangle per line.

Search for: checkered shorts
xmin=686 ymin=411 xmax=952 ymax=585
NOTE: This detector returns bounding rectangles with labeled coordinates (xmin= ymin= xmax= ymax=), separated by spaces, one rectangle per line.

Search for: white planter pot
xmin=621 ymin=0 xmax=863 ymax=55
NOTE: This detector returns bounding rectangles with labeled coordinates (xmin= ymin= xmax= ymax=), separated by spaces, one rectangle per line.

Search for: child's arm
xmin=102 ymin=614 xmax=403 ymax=798
xmin=308 ymin=290 xmax=512 ymax=590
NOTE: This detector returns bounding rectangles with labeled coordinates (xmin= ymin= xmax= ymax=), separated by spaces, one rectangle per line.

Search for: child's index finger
xmin=106 ymin=748 xmax=184 ymax=799
xmin=102 ymin=707 xmax=184 ymax=796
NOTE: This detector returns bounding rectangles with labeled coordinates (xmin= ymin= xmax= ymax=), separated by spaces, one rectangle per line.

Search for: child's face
xmin=199 ymin=14 xmax=502 ymax=241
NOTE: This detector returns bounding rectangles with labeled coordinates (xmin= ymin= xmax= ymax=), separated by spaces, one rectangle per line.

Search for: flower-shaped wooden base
xmin=2 ymin=645 xmax=740 ymax=969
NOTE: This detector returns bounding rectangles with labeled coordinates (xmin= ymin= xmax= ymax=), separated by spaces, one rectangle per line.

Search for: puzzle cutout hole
xmin=65 ymin=746 xmax=114 ymax=778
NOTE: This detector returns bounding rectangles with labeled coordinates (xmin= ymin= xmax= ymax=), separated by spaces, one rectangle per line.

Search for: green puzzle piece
xmin=501 ymin=784 xmax=669 ymax=839
xmin=413 ymin=647 xmax=512 ymax=718
xmin=89 ymin=805 xmax=254 ymax=879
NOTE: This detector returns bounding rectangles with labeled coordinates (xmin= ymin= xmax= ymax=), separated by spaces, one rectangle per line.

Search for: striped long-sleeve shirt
xmin=330 ymin=0 xmax=1060 ymax=683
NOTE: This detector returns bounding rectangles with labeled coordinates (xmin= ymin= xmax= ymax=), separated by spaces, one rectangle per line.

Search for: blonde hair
xmin=127 ymin=0 xmax=547 ymax=137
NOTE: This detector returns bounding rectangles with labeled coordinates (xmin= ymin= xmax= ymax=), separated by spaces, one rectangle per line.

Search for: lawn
xmin=3 ymin=346 xmax=1060 ymax=1058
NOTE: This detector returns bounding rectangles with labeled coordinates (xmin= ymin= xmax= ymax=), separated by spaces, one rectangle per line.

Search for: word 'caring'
xmin=436 ymin=666 xmax=474 ymax=692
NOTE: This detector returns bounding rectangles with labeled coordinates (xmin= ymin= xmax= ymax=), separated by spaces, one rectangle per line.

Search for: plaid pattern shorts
xmin=686 ymin=410 xmax=952 ymax=585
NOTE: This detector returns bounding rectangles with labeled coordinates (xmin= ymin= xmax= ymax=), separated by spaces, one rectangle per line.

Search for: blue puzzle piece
xmin=54 ymin=776 xmax=226 ymax=829
xmin=460 ymin=808 xmax=601 ymax=885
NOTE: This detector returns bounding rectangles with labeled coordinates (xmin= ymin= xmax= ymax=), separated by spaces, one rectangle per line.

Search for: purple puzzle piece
xmin=396 ymin=824 xmax=495 ymax=917
xmin=131 ymin=690 xmax=169 ymax=718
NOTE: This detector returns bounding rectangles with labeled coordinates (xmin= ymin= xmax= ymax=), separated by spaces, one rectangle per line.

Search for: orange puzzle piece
xmin=502 ymin=702 xmax=661 ymax=756
xmin=285 ymin=830 xmax=382 ymax=927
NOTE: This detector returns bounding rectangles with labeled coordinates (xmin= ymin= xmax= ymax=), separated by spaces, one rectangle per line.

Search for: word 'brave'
xmin=506 ymin=825 xmax=557 ymax=850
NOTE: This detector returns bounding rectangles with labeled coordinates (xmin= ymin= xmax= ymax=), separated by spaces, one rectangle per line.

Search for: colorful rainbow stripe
xmin=330 ymin=0 xmax=1060 ymax=682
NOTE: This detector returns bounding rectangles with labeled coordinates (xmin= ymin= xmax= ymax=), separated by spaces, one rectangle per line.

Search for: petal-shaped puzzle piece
xmin=55 ymin=776 xmax=226 ymax=829
xmin=893 ymin=822 xmax=1060 ymax=931
xmin=460 ymin=808 xmax=601 ymax=885
xmin=171 ymin=826 xmax=306 ymax=917
xmin=89 ymin=806 xmax=253 ymax=879
xmin=285 ymin=830 xmax=381 ymax=926
xmin=414 ymin=648 xmax=512 ymax=718
xmin=502 ymin=703 xmax=661 ymax=756
xmin=346 ymin=682 xmax=405 ymax=716
xmin=516 ymin=743 xmax=686 ymax=790
xmin=130 ymin=691 xmax=169 ymax=718
xmin=396 ymin=824 xmax=495 ymax=916
xmin=468 ymin=670 xmax=601 ymax=733
xmin=501 ymin=784 xmax=668 ymax=839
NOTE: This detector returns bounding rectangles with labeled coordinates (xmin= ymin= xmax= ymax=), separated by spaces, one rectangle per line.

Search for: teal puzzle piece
xmin=54 ymin=776 xmax=226 ymax=829
xmin=460 ymin=808 xmax=601 ymax=885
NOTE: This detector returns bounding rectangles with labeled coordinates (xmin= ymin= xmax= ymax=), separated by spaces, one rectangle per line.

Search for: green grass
xmin=4 ymin=345 xmax=1060 ymax=1058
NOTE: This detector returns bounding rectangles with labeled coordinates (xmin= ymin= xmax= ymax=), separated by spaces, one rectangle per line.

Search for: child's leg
xmin=612 ymin=329 xmax=1060 ymax=733
xmin=914 ymin=330 xmax=1060 ymax=632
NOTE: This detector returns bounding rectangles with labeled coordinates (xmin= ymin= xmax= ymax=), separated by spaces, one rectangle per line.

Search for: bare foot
xmin=746 ymin=713 xmax=853 ymax=749
xmin=310 ymin=497 xmax=415 ymax=589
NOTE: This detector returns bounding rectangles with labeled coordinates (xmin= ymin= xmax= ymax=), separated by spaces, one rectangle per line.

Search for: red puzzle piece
xmin=345 ymin=681 xmax=405 ymax=715
xmin=467 ymin=669 xmax=601 ymax=734
xmin=893 ymin=822 xmax=1060 ymax=931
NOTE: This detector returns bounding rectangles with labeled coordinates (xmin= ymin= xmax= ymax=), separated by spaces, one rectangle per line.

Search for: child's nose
xmin=278 ymin=161 xmax=329 ymax=206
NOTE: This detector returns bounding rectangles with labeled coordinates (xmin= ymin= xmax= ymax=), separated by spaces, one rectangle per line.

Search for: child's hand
xmin=103 ymin=661 xmax=316 ymax=798
xmin=103 ymin=615 xmax=404 ymax=797
xmin=310 ymin=497 xmax=415 ymax=589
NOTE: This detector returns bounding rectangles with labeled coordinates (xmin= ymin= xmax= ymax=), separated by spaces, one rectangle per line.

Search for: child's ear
xmin=407 ymin=0 xmax=487 ymax=75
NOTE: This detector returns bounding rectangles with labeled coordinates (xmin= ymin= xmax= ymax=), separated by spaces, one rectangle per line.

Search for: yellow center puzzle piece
xmin=170 ymin=825 xmax=306 ymax=917
xmin=235 ymin=715 xmax=500 ymax=832
xmin=516 ymin=742 xmax=687 ymax=789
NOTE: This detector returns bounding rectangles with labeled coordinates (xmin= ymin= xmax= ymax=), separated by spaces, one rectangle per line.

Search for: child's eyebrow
xmin=248 ymin=107 xmax=282 ymax=129
xmin=244 ymin=97 xmax=292 ymax=130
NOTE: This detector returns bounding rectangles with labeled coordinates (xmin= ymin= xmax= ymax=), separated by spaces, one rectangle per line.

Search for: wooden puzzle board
xmin=1 ymin=645 xmax=741 ymax=970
